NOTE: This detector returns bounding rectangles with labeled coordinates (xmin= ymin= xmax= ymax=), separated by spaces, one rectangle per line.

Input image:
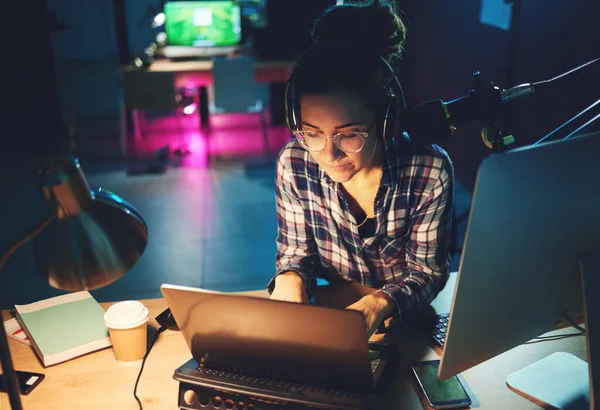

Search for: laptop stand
xmin=172 ymin=358 xmax=373 ymax=410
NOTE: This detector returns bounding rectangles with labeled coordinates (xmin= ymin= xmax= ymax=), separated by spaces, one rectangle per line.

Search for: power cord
xmin=133 ymin=324 xmax=168 ymax=410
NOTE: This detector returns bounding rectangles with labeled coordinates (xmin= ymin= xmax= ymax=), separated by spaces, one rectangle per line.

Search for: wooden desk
xmin=128 ymin=59 xmax=293 ymax=86
xmin=1 ymin=294 xmax=587 ymax=409
xmin=121 ymin=59 xmax=293 ymax=153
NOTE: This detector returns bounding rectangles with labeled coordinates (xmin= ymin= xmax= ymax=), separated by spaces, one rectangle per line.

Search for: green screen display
xmin=414 ymin=361 xmax=470 ymax=404
xmin=164 ymin=1 xmax=242 ymax=47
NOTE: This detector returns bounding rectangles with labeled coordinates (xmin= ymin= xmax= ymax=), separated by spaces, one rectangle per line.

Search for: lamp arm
xmin=0 ymin=206 xmax=57 ymax=410
xmin=0 ymin=207 xmax=57 ymax=272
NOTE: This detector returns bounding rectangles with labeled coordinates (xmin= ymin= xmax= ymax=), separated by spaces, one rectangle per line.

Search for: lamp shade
xmin=32 ymin=156 xmax=148 ymax=291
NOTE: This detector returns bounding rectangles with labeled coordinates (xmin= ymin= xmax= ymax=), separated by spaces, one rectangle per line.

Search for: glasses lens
xmin=298 ymin=132 xmax=326 ymax=151
xmin=337 ymin=133 xmax=365 ymax=153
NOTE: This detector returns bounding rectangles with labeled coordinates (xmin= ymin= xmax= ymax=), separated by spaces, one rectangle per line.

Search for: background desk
xmin=121 ymin=59 xmax=293 ymax=153
xmin=1 ymin=294 xmax=587 ymax=409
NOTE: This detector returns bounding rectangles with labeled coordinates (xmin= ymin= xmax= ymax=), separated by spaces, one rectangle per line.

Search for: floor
xmin=0 ymin=112 xmax=471 ymax=309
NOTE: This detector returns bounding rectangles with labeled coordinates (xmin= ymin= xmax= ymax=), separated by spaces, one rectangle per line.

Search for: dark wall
xmin=2 ymin=0 xmax=597 ymax=180
xmin=1 ymin=1 xmax=65 ymax=158
xmin=396 ymin=0 xmax=600 ymax=190
xmin=254 ymin=0 xmax=336 ymax=61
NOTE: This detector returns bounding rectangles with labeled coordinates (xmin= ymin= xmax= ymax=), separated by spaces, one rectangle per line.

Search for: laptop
xmin=160 ymin=284 xmax=396 ymax=410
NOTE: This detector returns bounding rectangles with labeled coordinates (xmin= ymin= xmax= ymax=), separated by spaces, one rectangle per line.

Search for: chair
xmin=122 ymin=70 xmax=176 ymax=143
xmin=209 ymin=56 xmax=270 ymax=155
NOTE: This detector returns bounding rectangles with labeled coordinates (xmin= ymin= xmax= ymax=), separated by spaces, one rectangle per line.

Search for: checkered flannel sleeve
xmin=377 ymin=155 xmax=454 ymax=321
xmin=267 ymin=154 xmax=319 ymax=297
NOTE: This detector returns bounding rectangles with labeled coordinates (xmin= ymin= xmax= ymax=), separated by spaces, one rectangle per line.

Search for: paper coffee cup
xmin=104 ymin=301 xmax=150 ymax=362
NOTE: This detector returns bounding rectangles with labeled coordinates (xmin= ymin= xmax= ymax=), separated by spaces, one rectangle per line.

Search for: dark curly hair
xmin=289 ymin=0 xmax=408 ymax=113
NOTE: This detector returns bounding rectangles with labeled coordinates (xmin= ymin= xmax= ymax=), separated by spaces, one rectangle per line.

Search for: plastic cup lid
xmin=104 ymin=301 xmax=149 ymax=330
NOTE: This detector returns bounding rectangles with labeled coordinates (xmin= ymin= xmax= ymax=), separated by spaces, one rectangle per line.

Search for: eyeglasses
xmin=293 ymin=122 xmax=375 ymax=153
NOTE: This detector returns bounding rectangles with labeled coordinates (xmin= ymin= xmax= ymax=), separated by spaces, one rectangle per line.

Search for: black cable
xmin=134 ymin=325 xmax=168 ymax=410
xmin=528 ymin=312 xmax=586 ymax=344
xmin=531 ymin=57 xmax=600 ymax=88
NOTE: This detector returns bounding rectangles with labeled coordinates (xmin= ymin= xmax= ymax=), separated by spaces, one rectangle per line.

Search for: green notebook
xmin=15 ymin=291 xmax=112 ymax=367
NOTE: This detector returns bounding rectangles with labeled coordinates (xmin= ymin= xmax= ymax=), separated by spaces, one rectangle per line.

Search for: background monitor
xmin=438 ymin=132 xmax=600 ymax=405
xmin=164 ymin=1 xmax=242 ymax=47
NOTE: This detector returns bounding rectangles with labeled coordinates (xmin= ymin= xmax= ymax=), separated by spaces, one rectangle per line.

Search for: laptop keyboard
xmin=431 ymin=313 xmax=448 ymax=347
xmin=195 ymin=366 xmax=360 ymax=399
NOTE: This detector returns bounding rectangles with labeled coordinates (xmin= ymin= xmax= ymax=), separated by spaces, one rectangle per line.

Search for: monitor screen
xmin=164 ymin=1 xmax=242 ymax=47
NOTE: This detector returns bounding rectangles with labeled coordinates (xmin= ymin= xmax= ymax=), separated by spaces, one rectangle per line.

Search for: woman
xmin=268 ymin=0 xmax=454 ymax=339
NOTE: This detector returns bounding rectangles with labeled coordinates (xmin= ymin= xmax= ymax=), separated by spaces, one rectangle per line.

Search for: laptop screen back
xmin=160 ymin=284 xmax=374 ymax=392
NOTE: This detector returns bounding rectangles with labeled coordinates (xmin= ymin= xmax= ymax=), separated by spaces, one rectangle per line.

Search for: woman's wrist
xmin=275 ymin=271 xmax=305 ymax=287
xmin=371 ymin=292 xmax=397 ymax=319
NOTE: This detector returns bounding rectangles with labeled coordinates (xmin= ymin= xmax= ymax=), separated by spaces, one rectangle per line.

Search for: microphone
xmin=403 ymin=73 xmax=536 ymax=146
xmin=501 ymin=83 xmax=536 ymax=104
xmin=402 ymin=57 xmax=599 ymax=148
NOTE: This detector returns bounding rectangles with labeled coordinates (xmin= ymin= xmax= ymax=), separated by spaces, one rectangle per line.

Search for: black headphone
xmin=285 ymin=41 xmax=408 ymax=142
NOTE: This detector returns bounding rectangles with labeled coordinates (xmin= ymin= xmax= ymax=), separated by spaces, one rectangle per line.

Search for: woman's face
xmin=298 ymin=90 xmax=380 ymax=183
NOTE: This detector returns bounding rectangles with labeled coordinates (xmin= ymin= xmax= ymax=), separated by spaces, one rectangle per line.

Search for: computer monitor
xmin=438 ymin=132 xmax=600 ymax=408
xmin=163 ymin=1 xmax=242 ymax=58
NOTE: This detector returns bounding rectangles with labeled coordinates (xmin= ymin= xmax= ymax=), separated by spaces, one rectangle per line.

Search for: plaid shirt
xmin=268 ymin=136 xmax=454 ymax=322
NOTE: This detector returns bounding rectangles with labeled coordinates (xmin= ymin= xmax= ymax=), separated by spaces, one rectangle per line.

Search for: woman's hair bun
xmin=311 ymin=0 xmax=407 ymax=62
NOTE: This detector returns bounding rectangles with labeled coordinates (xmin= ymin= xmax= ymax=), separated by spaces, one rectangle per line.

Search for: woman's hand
xmin=270 ymin=271 xmax=309 ymax=304
xmin=346 ymin=293 xmax=396 ymax=339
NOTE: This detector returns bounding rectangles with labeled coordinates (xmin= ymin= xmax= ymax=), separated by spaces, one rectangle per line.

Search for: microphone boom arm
xmin=404 ymin=57 xmax=600 ymax=151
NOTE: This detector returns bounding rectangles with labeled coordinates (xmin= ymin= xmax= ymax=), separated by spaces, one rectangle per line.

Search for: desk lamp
xmin=0 ymin=155 xmax=148 ymax=410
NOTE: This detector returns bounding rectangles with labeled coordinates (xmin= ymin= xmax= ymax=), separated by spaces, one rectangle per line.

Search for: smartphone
xmin=411 ymin=360 xmax=471 ymax=409
xmin=0 ymin=370 xmax=45 ymax=395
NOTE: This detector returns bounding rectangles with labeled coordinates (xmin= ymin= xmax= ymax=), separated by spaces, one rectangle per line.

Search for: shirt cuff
xmin=376 ymin=285 xmax=404 ymax=321
xmin=267 ymin=265 xmax=317 ymax=297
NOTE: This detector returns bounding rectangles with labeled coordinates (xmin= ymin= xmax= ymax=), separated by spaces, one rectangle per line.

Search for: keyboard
xmin=431 ymin=313 xmax=449 ymax=347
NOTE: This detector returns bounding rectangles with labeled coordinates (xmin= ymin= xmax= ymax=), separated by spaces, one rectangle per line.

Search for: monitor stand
xmin=506 ymin=250 xmax=599 ymax=410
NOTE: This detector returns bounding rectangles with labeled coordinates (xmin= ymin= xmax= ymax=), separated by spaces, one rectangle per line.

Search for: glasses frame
xmin=292 ymin=122 xmax=375 ymax=154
